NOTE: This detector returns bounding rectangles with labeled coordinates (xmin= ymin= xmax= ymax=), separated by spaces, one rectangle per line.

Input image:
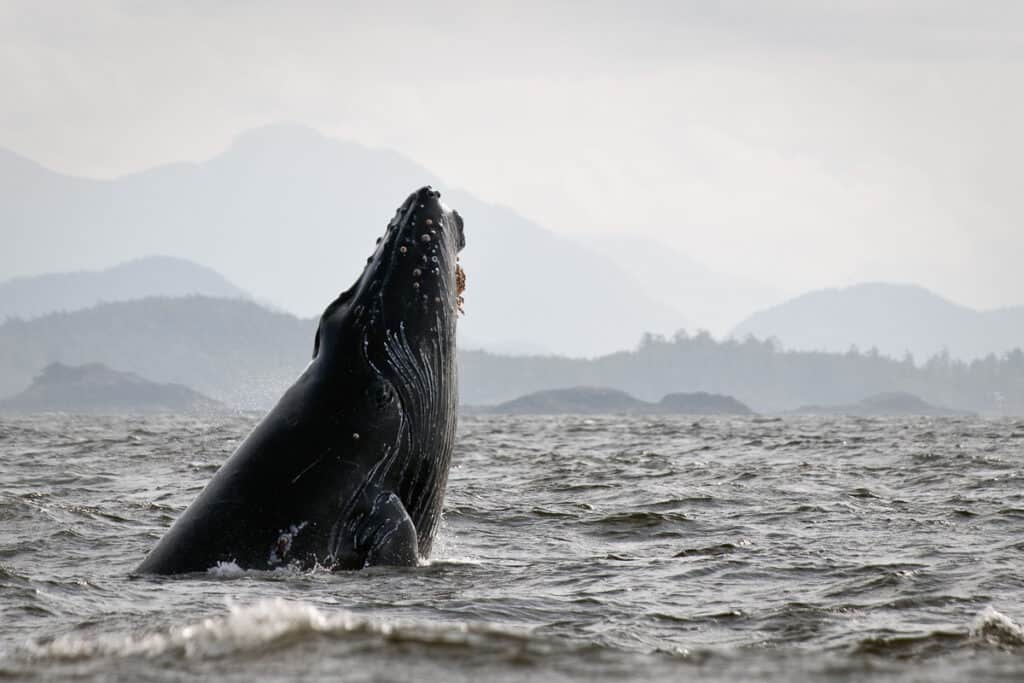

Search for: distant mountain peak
xmin=0 ymin=256 xmax=250 ymax=321
xmin=732 ymin=282 xmax=1023 ymax=362
xmin=804 ymin=281 xmax=961 ymax=303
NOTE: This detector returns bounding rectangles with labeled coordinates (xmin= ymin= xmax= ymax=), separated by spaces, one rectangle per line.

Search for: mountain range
xmin=2 ymin=296 xmax=1020 ymax=414
xmin=4 ymin=124 xmax=1022 ymax=361
xmin=1 ymin=125 xmax=689 ymax=357
xmin=732 ymin=283 xmax=1024 ymax=362
xmin=5 ymin=254 xmax=1021 ymax=368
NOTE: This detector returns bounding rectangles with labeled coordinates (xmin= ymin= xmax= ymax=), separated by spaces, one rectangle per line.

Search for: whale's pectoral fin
xmin=361 ymin=492 xmax=419 ymax=567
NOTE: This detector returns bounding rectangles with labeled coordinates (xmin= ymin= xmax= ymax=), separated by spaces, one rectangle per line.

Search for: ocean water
xmin=1 ymin=413 xmax=1023 ymax=681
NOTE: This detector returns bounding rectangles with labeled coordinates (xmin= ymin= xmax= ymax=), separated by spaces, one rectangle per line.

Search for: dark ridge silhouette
xmin=0 ymin=362 xmax=225 ymax=414
xmin=0 ymin=296 xmax=313 ymax=410
xmin=475 ymin=386 xmax=753 ymax=415
xmin=657 ymin=392 xmax=753 ymax=415
xmin=0 ymin=255 xmax=250 ymax=321
xmin=458 ymin=331 xmax=1024 ymax=415
xmin=1 ymin=298 xmax=1022 ymax=414
xmin=732 ymin=283 xmax=1024 ymax=362
xmin=794 ymin=392 xmax=972 ymax=417
xmin=485 ymin=387 xmax=650 ymax=415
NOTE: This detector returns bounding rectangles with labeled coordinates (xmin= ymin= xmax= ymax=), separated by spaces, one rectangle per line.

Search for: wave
xmin=970 ymin=606 xmax=1024 ymax=650
xmin=851 ymin=606 xmax=1024 ymax=660
xmin=21 ymin=599 xmax=536 ymax=663
xmin=851 ymin=630 xmax=966 ymax=659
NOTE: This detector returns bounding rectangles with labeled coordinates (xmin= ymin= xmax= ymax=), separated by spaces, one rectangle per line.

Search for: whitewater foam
xmin=23 ymin=599 xmax=532 ymax=663
xmin=970 ymin=607 xmax=1024 ymax=649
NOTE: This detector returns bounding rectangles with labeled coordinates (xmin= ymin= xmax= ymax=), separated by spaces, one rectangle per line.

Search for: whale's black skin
xmin=136 ymin=187 xmax=465 ymax=574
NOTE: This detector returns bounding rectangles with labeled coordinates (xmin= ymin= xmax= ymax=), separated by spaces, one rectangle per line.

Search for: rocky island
xmin=0 ymin=362 xmax=225 ymax=414
xmin=469 ymin=386 xmax=753 ymax=416
xmin=794 ymin=391 xmax=972 ymax=417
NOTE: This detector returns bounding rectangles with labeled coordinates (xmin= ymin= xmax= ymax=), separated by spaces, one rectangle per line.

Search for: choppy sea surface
xmin=1 ymin=413 xmax=1023 ymax=681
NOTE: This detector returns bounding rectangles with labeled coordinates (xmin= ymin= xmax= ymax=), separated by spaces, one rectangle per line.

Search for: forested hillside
xmin=461 ymin=332 xmax=1024 ymax=414
xmin=2 ymin=300 xmax=1021 ymax=414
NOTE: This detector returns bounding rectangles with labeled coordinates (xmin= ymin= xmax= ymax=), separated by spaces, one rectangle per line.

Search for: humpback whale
xmin=137 ymin=186 xmax=465 ymax=573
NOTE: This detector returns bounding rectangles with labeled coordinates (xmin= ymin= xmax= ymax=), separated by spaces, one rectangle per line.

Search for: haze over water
xmin=2 ymin=413 xmax=1023 ymax=681
xmin=4 ymin=2 xmax=1024 ymax=318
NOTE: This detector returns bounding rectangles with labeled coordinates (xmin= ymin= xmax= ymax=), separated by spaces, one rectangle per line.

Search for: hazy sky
xmin=3 ymin=1 xmax=1022 ymax=310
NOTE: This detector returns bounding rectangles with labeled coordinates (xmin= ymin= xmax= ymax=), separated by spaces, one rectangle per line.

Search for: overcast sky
xmin=2 ymin=1 xmax=1022 ymax=310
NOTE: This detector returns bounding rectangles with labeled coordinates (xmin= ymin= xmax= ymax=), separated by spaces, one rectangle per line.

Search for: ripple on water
xmin=1 ymin=414 xmax=1024 ymax=682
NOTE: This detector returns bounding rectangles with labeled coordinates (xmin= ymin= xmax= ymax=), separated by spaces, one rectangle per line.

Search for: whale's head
xmin=374 ymin=186 xmax=466 ymax=332
xmin=314 ymin=186 xmax=465 ymax=362
xmin=311 ymin=186 xmax=465 ymax=557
